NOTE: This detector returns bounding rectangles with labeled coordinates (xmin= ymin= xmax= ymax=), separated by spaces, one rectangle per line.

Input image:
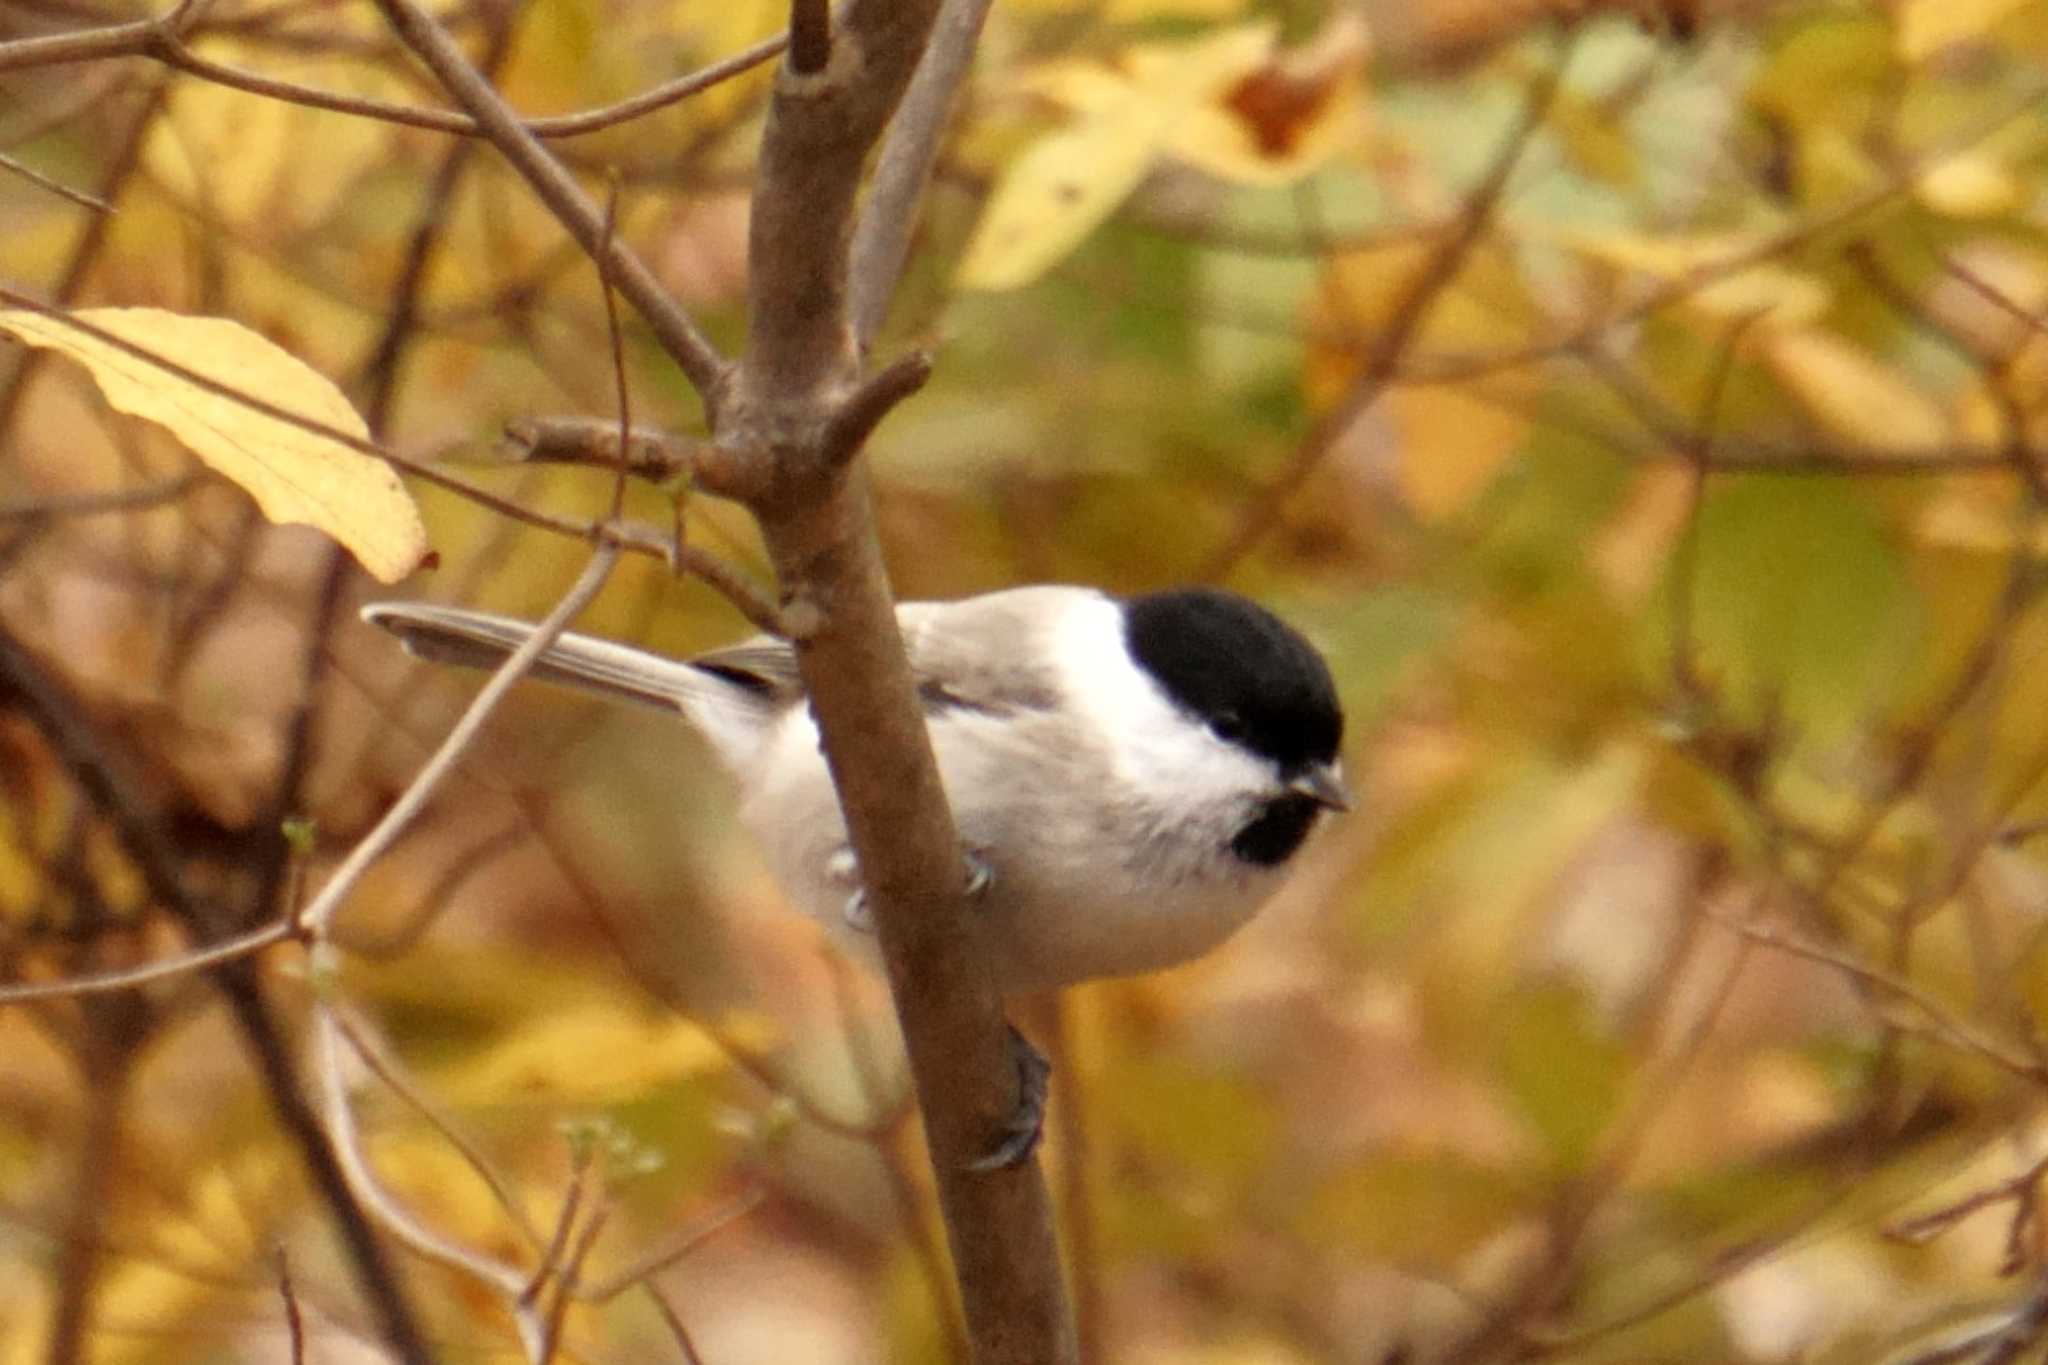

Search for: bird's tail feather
xmin=360 ymin=602 xmax=707 ymax=715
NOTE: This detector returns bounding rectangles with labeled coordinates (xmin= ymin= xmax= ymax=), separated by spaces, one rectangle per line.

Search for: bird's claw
xmin=839 ymin=849 xmax=993 ymax=934
xmin=966 ymin=1025 xmax=1051 ymax=1172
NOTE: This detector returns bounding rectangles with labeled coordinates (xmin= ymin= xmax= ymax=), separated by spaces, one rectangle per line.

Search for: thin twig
xmin=644 ymin=1283 xmax=706 ymax=1365
xmin=0 ymin=148 xmax=111 ymax=211
xmin=524 ymin=1147 xmax=595 ymax=1309
xmin=301 ymin=540 xmax=623 ymax=941
xmin=366 ymin=0 xmax=730 ymax=404
xmin=502 ymin=417 xmax=702 ymax=483
xmin=0 ymin=625 xmax=435 ymax=1363
xmin=598 ymin=181 xmax=633 ymax=524
xmin=154 ymin=30 xmax=786 ymax=138
xmin=0 ymin=917 xmax=300 ymax=1003
xmin=572 ymin=1187 xmax=762 ymax=1302
xmin=536 ymin=1201 xmax=610 ymax=1363
xmin=0 ymin=471 xmax=211 ymax=522
xmin=847 ymin=0 xmax=996 ymax=346
xmin=314 ymin=1005 xmax=531 ymax=1299
xmin=277 ymin=1250 xmax=306 ymax=1365
xmin=1712 ymin=910 xmax=2048 ymax=1083
xmin=1400 ymin=76 xmax=2048 ymax=388
xmin=329 ymin=1010 xmax=545 ymax=1248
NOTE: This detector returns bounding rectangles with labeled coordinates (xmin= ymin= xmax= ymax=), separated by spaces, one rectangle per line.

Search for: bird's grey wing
xmin=690 ymin=589 xmax=1077 ymax=717
xmin=687 ymin=636 xmax=806 ymax=703
xmin=361 ymin=601 xmax=713 ymax=715
xmin=896 ymin=588 xmax=1074 ymax=716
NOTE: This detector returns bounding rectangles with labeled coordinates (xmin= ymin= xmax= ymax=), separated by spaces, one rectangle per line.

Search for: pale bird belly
xmin=972 ymin=864 xmax=1278 ymax=991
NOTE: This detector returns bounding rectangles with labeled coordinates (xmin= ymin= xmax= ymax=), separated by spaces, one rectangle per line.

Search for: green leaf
xmin=1493 ymin=979 xmax=1630 ymax=1170
xmin=1672 ymin=477 xmax=1917 ymax=739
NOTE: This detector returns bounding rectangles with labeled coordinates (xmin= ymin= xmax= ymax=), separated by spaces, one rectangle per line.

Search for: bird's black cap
xmin=1122 ymin=588 xmax=1343 ymax=773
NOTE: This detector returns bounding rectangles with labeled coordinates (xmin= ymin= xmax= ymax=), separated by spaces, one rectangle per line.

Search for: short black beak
xmin=1288 ymin=763 xmax=1351 ymax=812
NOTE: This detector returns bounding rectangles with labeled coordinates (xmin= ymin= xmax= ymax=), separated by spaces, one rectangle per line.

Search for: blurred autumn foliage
xmin=6 ymin=0 xmax=2048 ymax=1360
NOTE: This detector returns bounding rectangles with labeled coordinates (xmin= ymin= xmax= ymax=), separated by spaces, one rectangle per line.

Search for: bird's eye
xmin=1211 ymin=711 xmax=1245 ymax=742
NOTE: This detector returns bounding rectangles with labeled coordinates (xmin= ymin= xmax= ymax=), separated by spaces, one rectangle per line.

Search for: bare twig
xmin=571 ymin=1187 xmax=763 ymax=1301
xmin=315 ymin=1005 xmax=531 ymax=1299
xmin=1400 ymin=76 xmax=2048 ymax=387
xmin=1888 ymin=1149 xmax=2048 ymax=1272
xmin=847 ymin=0 xmax=997 ymax=346
xmin=536 ymin=1199 xmax=610 ymax=1362
xmin=0 ymin=917 xmax=300 ymax=1003
xmin=503 ymin=417 xmax=703 ymax=483
xmin=0 ymin=147 xmax=111 ymax=210
xmin=598 ymin=182 xmax=634 ymax=524
xmin=0 ymin=81 xmax=166 ymax=442
xmin=365 ymin=0 xmax=729 ymax=402
xmin=300 ymin=541 xmax=623 ymax=941
xmin=644 ymin=1283 xmax=707 ymax=1364
xmin=1712 ymin=910 xmax=2048 ymax=1083
xmin=157 ymin=30 xmax=785 ymax=138
xmin=0 ymin=471 xmax=210 ymax=522
xmin=302 ymin=544 xmax=622 ymax=1358
xmin=329 ymin=1010 xmax=545 ymax=1248
xmin=524 ymin=1145 xmax=596 ymax=1323
xmin=0 ymin=15 xmax=162 ymax=72
xmin=277 ymin=1250 xmax=306 ymax=1365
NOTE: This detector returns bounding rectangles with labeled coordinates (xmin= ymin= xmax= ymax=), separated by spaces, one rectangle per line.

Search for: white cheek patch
xmin=1049 ymin=595 xmax=1277 ymax=816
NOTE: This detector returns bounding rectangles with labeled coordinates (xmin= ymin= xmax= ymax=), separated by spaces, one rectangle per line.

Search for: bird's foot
xmin=966 ymin=1024 xmax=1051 ymax=1172
xmin=963 ymin=849 xmax=994 ymax=899
xmin=838 ymin=848 xmax=994 ymax=934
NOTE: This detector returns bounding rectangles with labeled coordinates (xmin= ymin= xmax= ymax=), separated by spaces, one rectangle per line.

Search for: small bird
xmin=363 ymin=585 xmax=1347 ymax=1161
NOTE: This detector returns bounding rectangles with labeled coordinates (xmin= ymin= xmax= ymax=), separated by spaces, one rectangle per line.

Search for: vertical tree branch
xmin=727 ymin=2 xmax=1077 ymax=1360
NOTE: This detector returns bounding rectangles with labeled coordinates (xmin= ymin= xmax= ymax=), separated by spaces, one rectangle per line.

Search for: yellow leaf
xmin=958 ymin=25 xmax=1277 ymax=291
xmin=93 ymin=1150 xmax=288 ymax=1365
xmin=1390 ymin=386 xmax=1528 ymax=522
xmin=955 ymin=101 xmax=1168 ymax=291
xmin=0 ymin=308 xmax=427 ymax=582
xmin=1688 ymin=265 xmax=1832 ymax=327
xmin=1167 ymin=14 xmax=1370 ymax=187
xmin=1916 ymin=151 xmax=2020 ymax=218
xmin=1897 ymin=0 xmax=2027 ymax=60
xmin=1761 ymin=328 xmax=1947 ymax=454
